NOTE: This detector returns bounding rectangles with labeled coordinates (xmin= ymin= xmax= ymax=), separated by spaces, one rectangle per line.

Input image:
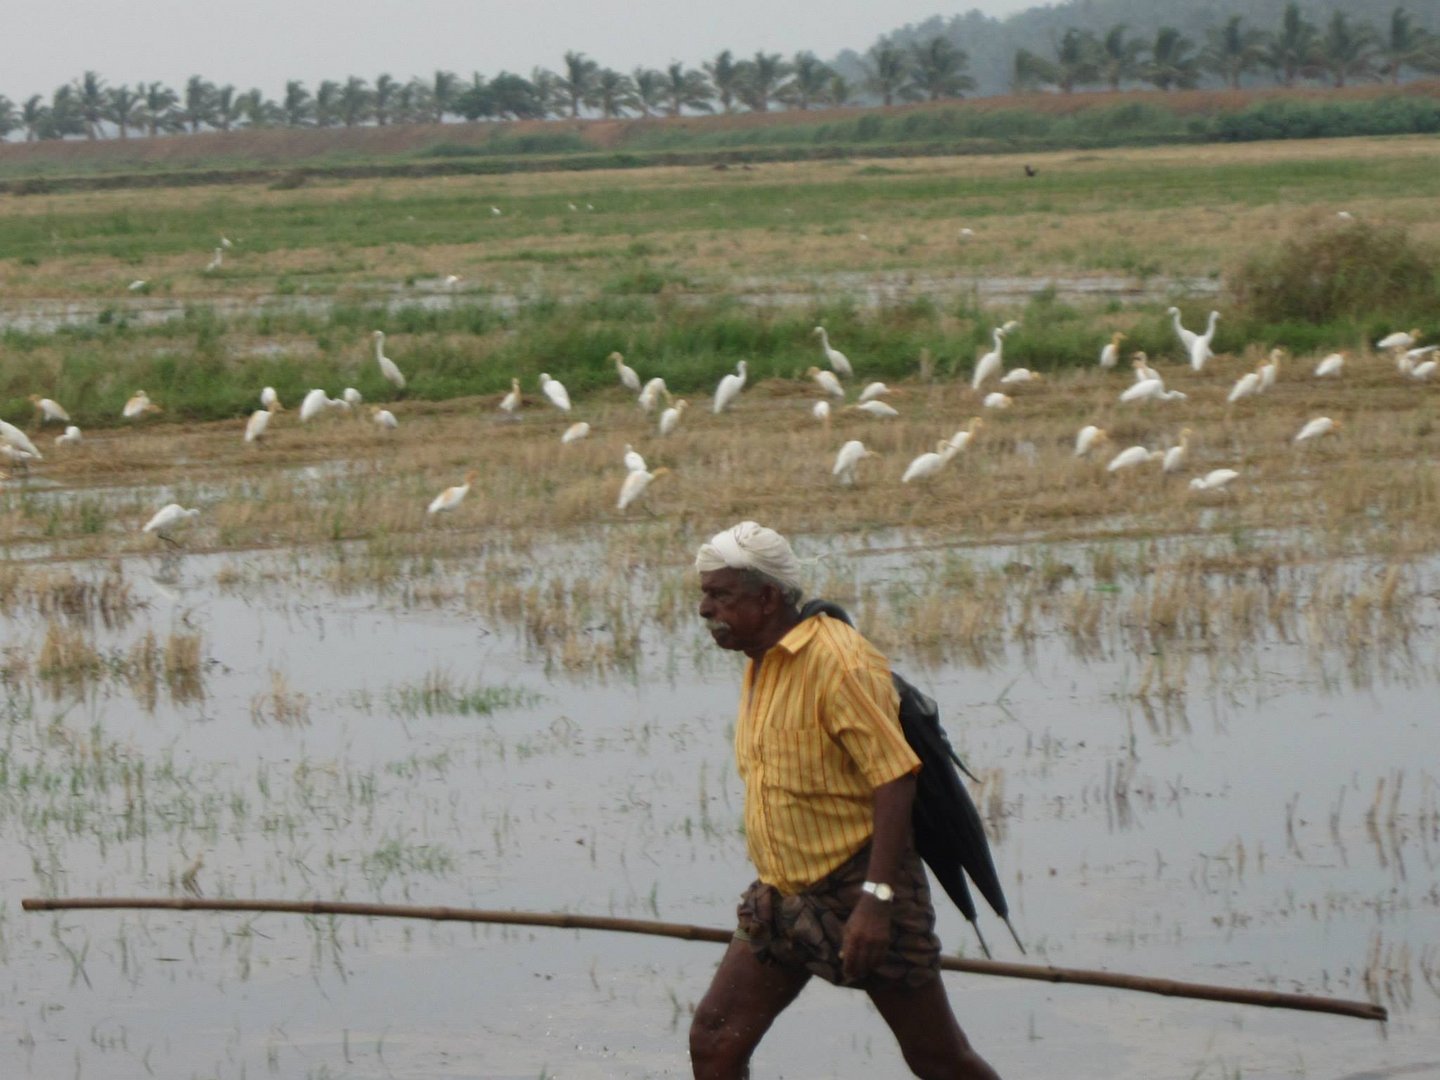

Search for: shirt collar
xmin=770 ymin=616 xmax=822 ymax=656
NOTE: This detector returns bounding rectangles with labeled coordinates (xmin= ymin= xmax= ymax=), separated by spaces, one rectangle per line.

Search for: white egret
xmin=1120 ymin=378 xmax=1185 ymax=403
xmin=560 ymin=421 xmax=591 ymax=444
xmin=811 ymin=400 xmax=832 ymax=424
xmin=947 ymin=417 xmax=984 ymax=452
xmin=29 ymin=396 xmax=70 ymax=424
xmin=856 ymin=381 xmax=894 ymax=404
xmin=807 ymin=366 xmax=845 ymax=398
xmin=901 ymin=439 xmax=957 ymax=484
xmin=623 ymin=444 xmax=648 ymax=473
xmin=617 ymin=466 xmax=669 ymax=511
xmin=244 ymin=402 xmax=278 ymax=443
xmin=1377 ymin=328 xmax=1419 ymax=351
xmin=1190 ymin=468 xmax=1240 ymax=491
xmin=260 ymin=386 xmax=283 ymax=411
xmin=999 ymin=368 xmax=1042 ymax=385
xmin=982 ymin=392 xmax=1013 ymax=409
xmin=1074 ymin=425 xmax=1108 ymax=457
xmin=1131 ymin=352 xmax=1160 ymax=383
xmin=1099 ymin=332 xmax=1125 ymax=369
xmin=1167 ymin=307 xmax=1198 ymax=352
xmin=205 ymin=247 xmax=223 ymax=272
xmin=372 ymin=407 xmax=399 ymax=430
xmin=1108 ymin=445 xmax=1161 ymax=472
xmin=443 ymin=274 xmax=460 ymax=289
xmin=832 ymin=440 xmax=879 ymax=486
xmin=55 ymin=425 xmax=82 ymax=446
xmin=220 ymin=235 xmax=233 ymax=249
xmin=612 ymin=352 xmax=641 ymax=392
xmin=1409 ymin=358 xmax=1437 ymax=381
xmin=1189 ymin=311 xmax=1220 ymax=372
xmin=342 ymin=387 xmax=363 ymax=408
xmin=499 ymin=378 xmax=521 ymax=417
xmin=490 ymin=206 xmax=502 ymax=216
xmin=539 ymin=373 xmax=572 ymax=412
xmin=0 ymin=446 xmax=37 ymax=471
xmin=299 ymin=388 xmax=332 ymax=422
xmin=1294 ymin=416 xmax=1339 ymax=443
xmin=958 ymin=227 xmax=974 ymax=239
xmin=971 ymin=328 xmax=1005 ymax=390
xmin=812 ymin=326 xmax=853 ymax=378
xmin=1162 ymin=429 xmax=1193 ymax=474
xmin=658 ymin=399 xmax=688 ymax=435
xmin=846 ymin=400 xmax=899 ymax=418
xmin=427 ymin=470 xmax=478 ymax=515
xmin=0 ymin=419 xmax=43 ymax=460
xmin=637 ymin=377 xmax=670 ymax=413
xmin=372 ymin=331 xmax=406 ymax=390
xmin=713 ymin=361 xmax=747 ymax=414
xmin=1314 ymin=352 xmax=1345 ymax=378
xmin=1257 ymin=349 xmax=1282 ymax=392
xmin=1227 ymin=370 xmax=1261 ymax=403
xmin=127 ymin=279 xmax=147 ymax=292
xmin=143 ymin=503 xmax=200 ymax=543
xmin=122 ymin=390 xmax=160 ymax=419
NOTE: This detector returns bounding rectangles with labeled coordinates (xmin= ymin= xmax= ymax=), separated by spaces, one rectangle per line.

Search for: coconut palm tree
xmin=400 ymin=78 xmax=431 ymax=124
xmin=908 ymin=36 xmax=976 ymax=100
xmin=1376 ymin=7 xmax=1438 ymax=82
xmin=824 ymin=74 xmax=857 ymax=107
xmin=735 ymin=52 xmax=790 ymax=112
xmin=529 ymin=67 xmax=564 ymax=118
xmin=21 ymin=95 xmax=47 ymax=141
xmin=371 ymin=74 xmax=397 ymax=125
xmin=75 ymin=70 xmax=108 ymax=138
xmin=180 ymin=75 xmax=215 ymax=133
xmin=594 ymin=68 xmax=638 ymax=117
xmin=339 ymin=76 xmax=372 ymax=126
xmin=559 ymin=52 xmax=598 ymax=118
xmin=235 ymin=88 xmax=279 ymax=128
xmin=138 ymin=82 xmax=179 ymax=136
xmin=1317 ymin=11 xmax=1379 ymax=87
xmin=1265 ymin=3 xmax=1323 ymax=86
xmin=864 ymin=40 xmax=910 ymax=106
xmin=314 ymin=80 xmax=342 ymax=127
xmin=1144 ymin=26 xmax=1201 ymax=90
xmin=0 ymin=95 xmax=18 ymax=140
xmin=784 ymin=52 xmax=833 ymax=110
xmin=1201 ymin=15 xmax=1268 ymax=88
xmin=1096 ymin=25 xmax=1147 ymax=90
xmin=632 ymin=68 xmax=666 ymax=117
xmin=490 ymin=72 xmax=546 ymax=119
xmin=704 ymin=50 xmax=741 ymax=113
xmin=1015 ymin=29 xmax=1100 ymax=94
xmin=664 ymin=62 xmax=713 ymax=116
xmin=213 ymin=84 xmax=244 ymax=132
xmin=282 ymin=81 xmax=313 ymax=127
xmin=456 ymin=74 xmax=493 ymax=121
xmin=45 ymin=85 xmax=86 ymax=139
xmin=430 ymin=69 xmax=460 ymax=123
xmin=106 ymin=84 xmax=144 ymax=139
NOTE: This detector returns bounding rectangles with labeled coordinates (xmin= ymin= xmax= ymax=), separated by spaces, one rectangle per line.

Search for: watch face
xmin=865 ymin=881 xmax=894 ymax=902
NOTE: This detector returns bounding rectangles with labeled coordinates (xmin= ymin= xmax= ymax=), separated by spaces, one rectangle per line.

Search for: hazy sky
xmin=2 ymin=1 xmax=1038 ymax=101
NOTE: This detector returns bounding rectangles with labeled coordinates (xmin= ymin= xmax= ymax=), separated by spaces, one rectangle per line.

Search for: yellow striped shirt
xmin=734 ymin=614 xmax=920 ymax=895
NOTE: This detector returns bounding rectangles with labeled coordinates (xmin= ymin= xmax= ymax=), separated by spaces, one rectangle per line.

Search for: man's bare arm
xmin=841 ymin=772 xmax=917 ymax=981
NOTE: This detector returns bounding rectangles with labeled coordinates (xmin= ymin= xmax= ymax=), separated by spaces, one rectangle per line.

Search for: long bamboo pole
xmin=22 ymin=896 xmax=1387 ymax=1023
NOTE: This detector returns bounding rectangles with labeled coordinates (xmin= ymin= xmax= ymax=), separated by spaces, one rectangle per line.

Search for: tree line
xmin=1 ymin=4 xmax=1435 ymax=142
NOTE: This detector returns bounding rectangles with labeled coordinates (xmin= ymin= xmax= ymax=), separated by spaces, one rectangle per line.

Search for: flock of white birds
xmin=3 ymin=239 xmax=1434 ymax=546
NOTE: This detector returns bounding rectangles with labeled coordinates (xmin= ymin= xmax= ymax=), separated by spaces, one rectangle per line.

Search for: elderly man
xmin=691 ymin=521 xmax=1002 ymax=1080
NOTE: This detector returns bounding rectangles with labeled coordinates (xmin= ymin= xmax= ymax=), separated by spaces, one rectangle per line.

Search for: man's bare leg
xmin=868 ymin=977 xmax=1003 ymax=1080
xmin=690 ymin=939 xmax=811 ymax=1079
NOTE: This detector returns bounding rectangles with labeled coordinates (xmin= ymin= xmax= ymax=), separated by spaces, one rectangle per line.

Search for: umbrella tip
xmin=1004 ymin=917 xmax=1026 ymax=955
xmin=971 ymin=920 xmax=992 ymax=959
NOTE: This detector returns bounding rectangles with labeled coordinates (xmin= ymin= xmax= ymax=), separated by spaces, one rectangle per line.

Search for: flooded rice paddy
xmin=1 ymin=515 xmax=1436 ymax=1079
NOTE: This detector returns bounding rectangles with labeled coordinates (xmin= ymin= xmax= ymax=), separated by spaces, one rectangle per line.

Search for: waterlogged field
xmin=1 ymin=137 xmax=1438 ymax=1078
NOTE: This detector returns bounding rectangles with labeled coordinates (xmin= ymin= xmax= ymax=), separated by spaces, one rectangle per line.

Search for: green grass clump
xmin=1230 ymin=218 xmax=1440 ymax=324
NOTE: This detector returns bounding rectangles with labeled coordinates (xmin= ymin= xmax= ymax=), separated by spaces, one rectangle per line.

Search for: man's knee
xmin=689 ymin=1002 xmax=745 ymax=1073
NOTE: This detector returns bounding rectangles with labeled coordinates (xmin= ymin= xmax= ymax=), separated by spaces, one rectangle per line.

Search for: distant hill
xmin=833 ymin=0 xmax=1428 ymax=98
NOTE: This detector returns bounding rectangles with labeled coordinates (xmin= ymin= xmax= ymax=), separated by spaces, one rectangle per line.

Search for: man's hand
xmin=840 ymin=893 xmax=892 ymax=982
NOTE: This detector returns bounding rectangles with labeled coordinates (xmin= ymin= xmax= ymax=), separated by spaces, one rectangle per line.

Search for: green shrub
xmin=1230 ymin=218 xmax=1440 ymax=323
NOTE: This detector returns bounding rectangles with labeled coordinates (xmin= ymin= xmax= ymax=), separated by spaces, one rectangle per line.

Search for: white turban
xmin=695 ymin=521 xmax=804 ymax=594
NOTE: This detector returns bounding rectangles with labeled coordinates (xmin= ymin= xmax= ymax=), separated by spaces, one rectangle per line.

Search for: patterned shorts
xmin=735 ymin=843 xmax=941 ymax=989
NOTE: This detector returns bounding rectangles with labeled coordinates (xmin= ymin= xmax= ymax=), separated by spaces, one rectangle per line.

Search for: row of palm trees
xmin=1 ymin=6 xmax=1435 ymax=142
xmin=1016 ymin=6 xmax=1438 ymax=94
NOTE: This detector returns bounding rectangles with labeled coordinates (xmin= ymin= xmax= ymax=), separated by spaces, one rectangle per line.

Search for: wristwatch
xmin=862 ymin=881 xmax=894 ymax=902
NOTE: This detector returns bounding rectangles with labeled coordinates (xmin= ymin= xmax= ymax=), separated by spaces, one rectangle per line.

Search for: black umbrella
xmin=801 ymin=599 xmax=1024 ymax=957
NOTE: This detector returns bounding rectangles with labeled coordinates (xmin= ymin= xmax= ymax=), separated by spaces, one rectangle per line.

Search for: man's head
xmin=695 ymin=522 xmax=804 ymax=656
